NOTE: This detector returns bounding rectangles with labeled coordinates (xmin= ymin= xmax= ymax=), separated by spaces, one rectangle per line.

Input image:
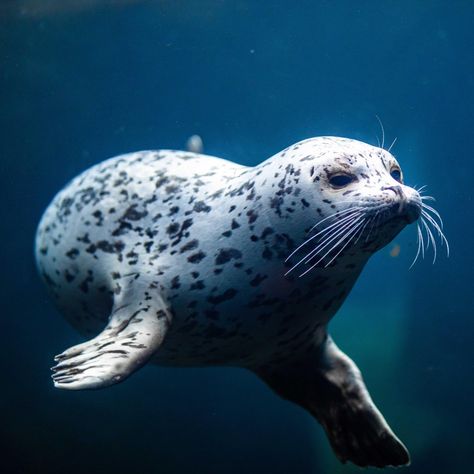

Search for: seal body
xmin=36 ymin=137 xmax=422 ymax=468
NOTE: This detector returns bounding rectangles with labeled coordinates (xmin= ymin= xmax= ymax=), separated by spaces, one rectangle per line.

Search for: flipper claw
xmin=51 ymin=286 xmax=170 ymax=390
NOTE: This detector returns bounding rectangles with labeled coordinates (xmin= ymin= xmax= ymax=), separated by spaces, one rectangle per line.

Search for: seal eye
xmin=390 ymin=167 xmax=402 ymax=183
xmin=328 ymin=174 xmax=354 ymax=188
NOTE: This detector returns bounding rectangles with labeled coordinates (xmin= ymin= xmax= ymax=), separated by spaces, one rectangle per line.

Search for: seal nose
xmin=383 ymin=185 xmax=404 ymax=199
xmin=382 ymin=185 xmax=420 ymax=223
xmin=383 ymin=185 xmax=406 ymax=213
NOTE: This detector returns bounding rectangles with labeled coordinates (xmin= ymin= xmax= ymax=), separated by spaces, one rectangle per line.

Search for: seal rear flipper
xmin=255 ymin=336 xmax=410 ymax=468
xmin=52 ymin=283 xmax=171 ymax=390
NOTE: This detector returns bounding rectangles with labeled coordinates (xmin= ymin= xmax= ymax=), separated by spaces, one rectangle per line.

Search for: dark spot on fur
xmin=167 ymin=222 xmax=180 ymax=235
xmin=64 ymin=270 xmax=75 ymax=283
xmin=77 ymin=233 xmax=91 ymax=244
xmin=261 ymin=227 xmax=274 ymax=239
xmin=168 ymin=206 xmax=180 ymax=216
xmin=165 ymin=184 xmax=180 ymax=194
xmin=188 ymin=251 xmax=206 ymax=263
xmin=190 ymin=280 xmax=205 ymax=290
xmin=231 ymin=219 xmax=240 ymax=229
xmin=171 ymin=276 xmax=180 ymax=289
xmin=112 ymin=220 xmax=133 ymax=237
xmin=98 ymin=240 xmax=125 ymax=254
xmin=207 ymin=288 xmax=237 ymax=304
xmin=123 ymin=204 xmax=147 ymax=221
xmin=215 ymin=248 xmax=242 ymax=265
xmin=66 ymin=248 xmax=79 ymax=259
xmin=246 ymin=210 xmax=258 ymax=224
xmin=180 ymin=239 xmax=199 ymax=253
xmin=193 ymin=201 xmax=211 ymax=213
xmin=155 ymin=176 xmax=169 ymax=188
xmin=250 ymin=274 xmax=268 ymax=287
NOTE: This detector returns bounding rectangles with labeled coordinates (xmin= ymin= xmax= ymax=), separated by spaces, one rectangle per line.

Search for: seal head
xmin=274 ymin=137 xmax=422 ymax=277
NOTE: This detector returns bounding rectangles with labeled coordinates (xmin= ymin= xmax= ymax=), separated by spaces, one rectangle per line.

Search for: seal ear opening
xmin=254 ymin=337 xmax=410 ymax=468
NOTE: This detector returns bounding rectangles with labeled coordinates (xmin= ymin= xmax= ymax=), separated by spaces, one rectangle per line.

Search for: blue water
xmin=1 ymin=1 xmax=473 ymax=473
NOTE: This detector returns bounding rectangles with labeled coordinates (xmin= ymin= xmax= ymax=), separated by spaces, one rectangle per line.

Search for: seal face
xmin=35 ymin=136 xmax=443 ymax=468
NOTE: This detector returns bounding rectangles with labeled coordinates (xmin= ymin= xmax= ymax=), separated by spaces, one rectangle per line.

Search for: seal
xmin=35 ymin=136 xmax=444 ymax=467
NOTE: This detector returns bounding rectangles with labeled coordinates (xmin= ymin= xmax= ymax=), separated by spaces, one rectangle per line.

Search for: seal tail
xmin=255 ymin=336 xmax=410 ymax=468
xmin=51 ymin=279 xmax=171 ymax=390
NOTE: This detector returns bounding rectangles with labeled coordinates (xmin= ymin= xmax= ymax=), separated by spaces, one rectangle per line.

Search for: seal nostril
xmin=383 ymin=185 xmax=403 ymax=198
xmin=382 ymin=185 xmax=407 ymax=215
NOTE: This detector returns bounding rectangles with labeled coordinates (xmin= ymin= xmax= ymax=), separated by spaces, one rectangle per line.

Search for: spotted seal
xmin=35 ymin=136 xmax=446 ymax=467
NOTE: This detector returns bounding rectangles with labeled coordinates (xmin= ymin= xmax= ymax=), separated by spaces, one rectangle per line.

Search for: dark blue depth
xmin=0 ymin=1 xmax=473 ymax=473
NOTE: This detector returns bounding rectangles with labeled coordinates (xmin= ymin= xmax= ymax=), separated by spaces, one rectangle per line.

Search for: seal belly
xmin=151 ymin=254 xmax=360 ymax=367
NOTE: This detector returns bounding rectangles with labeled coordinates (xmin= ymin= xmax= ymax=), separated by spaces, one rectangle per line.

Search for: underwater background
xmin=1 ymin=1 xmax=473 ymax=473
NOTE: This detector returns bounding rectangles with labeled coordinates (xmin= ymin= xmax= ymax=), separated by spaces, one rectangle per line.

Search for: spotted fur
xmin=36 ymin=137 xmax=419 ymax=468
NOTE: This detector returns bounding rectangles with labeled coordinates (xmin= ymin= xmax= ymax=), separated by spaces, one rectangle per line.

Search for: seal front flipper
xmin=256 ymin=336 xmax=410 ymax=468
xmin=51 ymin=277 xmax=171 ymax=390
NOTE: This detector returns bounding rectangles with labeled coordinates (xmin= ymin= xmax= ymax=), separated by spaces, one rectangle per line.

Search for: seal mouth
xmin=382 ymin=185 xmax=421 ymax=225
xmin=284 ymin=187 xmax=447 ymax=277
xmin=390 ymin=200 xmax=421 ymax=224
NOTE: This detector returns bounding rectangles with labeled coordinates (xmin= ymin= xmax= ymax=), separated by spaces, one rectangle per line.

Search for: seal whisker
xmin=409 ymin=224 xmax=423 ymax=269
xmin=375 ymin=115 xmax=385 ymax=149
xmin=421 ymin=216 xmax=437 ymax=264
xmin=387 ymin=136 xmax=398 ymax=153
xmin=304 ymin=213 xmax=363 ymax=257
xmin=306 ymin=211 xmax=363 ymax=242
xmin=375 ymin=210 xmax=384 ymax=230
xmin=421 ymin=210 xmax=450 ymax=256
xmin=286 ymin=210 xmax=362 ymax=264
xmin=367 ymin=210 xmax=383 ymax=243
xmin=285 ymin=213 xmax=363 ymax=275
xmin=420 ymin=223 xmax=425 ymax=260
xmin=334 ymin=201 xmax=365 ymax=205
xmin=421 ymin=202 xmax=444 ymax=228
xmin=421 ymin=209 xmax=445 ymax=239
xmin=353 ymin=218 xmax=370 ymax=245
xmin=299 ymin=219 xmax=365 ymax=276
xmin=303 ymin=215 xmax=364 ymax=266
xmin=324 ymin=219 xmax=367 ymax=268
xmin=308 ymin=207 xmax=363 ymax=233
xmin=422 ymin=217 xmax=431 ymax=252
xmin=420 ymin=209 xmax=442 ymax=233
xmin=307 ymin=210 xmax=362 ymax=240
xmin=364 ymin=212 xmax=379 ymax=243
xmin=305 ymin=216 xmax=365 ymax=266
